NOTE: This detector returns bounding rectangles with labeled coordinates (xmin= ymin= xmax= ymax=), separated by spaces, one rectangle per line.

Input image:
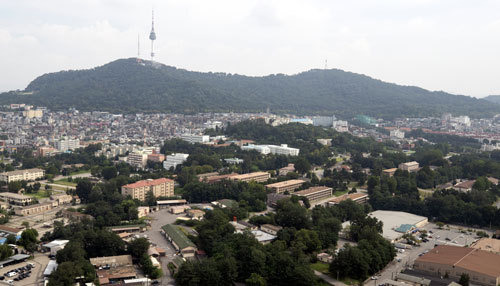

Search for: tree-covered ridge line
xmin=0 ymin=58 xmax=498 ymax=118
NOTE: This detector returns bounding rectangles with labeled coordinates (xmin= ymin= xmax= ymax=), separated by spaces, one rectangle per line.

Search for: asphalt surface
xmin=143 ymin=208 xmax=188 ymax=285
xmin=371 ymin=222 xmax=485 ymax=286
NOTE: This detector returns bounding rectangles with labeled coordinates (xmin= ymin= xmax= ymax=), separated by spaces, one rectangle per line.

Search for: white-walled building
xmin=54 ymin=138 xmax=80 ymax=152
xmin=333 ymin=120 xmax=348 ymax=132
xmin=390 ymin=129 xmax=405 ymax=139
xmin=180 ymin=134 xmax=210 ymax=144
xmin=241 ymin=144 xmax=299 ymax=156
xmin=163 ymin=153 xmax=189 ymax=170
xmin=128 ymin=152 xmax=149 ymax=169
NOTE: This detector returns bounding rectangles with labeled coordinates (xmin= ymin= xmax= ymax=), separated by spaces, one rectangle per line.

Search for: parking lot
xmin=143 ymin=207 xmax=191 ymax=285
xmin=371 ymin=222 xmax=487 ymax=285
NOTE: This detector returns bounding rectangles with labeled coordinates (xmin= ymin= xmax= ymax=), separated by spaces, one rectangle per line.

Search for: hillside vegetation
xmin=1 ymin=58 xmax=498 ymax=118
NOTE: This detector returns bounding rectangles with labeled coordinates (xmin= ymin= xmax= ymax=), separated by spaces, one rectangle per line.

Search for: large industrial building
xmin=368 ymin=210 xmax=428 ymax=242
xmin=414 ymin=245 xmax=500 ymax=286
xmin=121 ymin=178 xmax=174 ymax=201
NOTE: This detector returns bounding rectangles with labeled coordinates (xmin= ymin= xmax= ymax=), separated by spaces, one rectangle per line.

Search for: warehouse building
xmin=414 ymin=245 xmax=500 ymax=286
xmin=369 ymin=210 xmax=428 ymax=242
xmin=161 ymin=224 xmax=197 ymax=258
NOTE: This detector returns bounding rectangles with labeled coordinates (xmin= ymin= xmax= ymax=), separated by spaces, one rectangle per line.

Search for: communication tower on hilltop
xmin=149 ymin=9 xmax=157 ymax=61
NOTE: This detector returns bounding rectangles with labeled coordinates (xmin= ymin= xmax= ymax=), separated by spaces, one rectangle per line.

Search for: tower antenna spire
xmin=149 ymin=8 xmax=157 ymax=61
xmin=137 ymin=33 xmax=140 ymax=59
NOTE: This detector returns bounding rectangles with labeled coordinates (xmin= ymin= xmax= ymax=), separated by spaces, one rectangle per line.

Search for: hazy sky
xmin=1 ymin=0 xmax=499 ymax=97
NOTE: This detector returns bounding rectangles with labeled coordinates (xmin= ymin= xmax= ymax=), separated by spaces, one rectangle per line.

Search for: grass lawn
xmin=333 ymin=190 xmax=348 ymax=196
xmin=25 ymin=190 xmax=51 ymax=199
xmin=69 ymin=169 xmax=90 ymax=176
xmin=54 ymin=178 xmax=77 ymax=187
xmin=310 ymin=262 xmax=330 ymax=274
xmin=340 ymin=277 xmax=361 ymax=285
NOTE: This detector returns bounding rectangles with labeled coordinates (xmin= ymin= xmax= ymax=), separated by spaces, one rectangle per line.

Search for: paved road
xmin=143 ymin=208 xmax=186 ymax=285
xmin=314 ymin=270 xmax=348 ymax=286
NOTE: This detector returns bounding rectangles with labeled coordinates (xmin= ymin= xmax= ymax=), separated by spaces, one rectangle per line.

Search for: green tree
xmin=0 ymin=244 xmax=13 ymax=260
xmin=5 ymin=234 xmax=17 ymax=245
xmin=245 ymin=273 xmax=266 ymax=286
xmin=294 ymin=157 xmax=311 ymax=174
xmin=145 ymin=190 xmax=157 ymax=206
xmin=8 ymin=181 xmax=22 ymax=193
xmin=128 ymin=238 xmax=150 ymax=258
xmin=101 ymin=166 xmax=118 ymax=180
xmin=459 ymin=273 xmax=470 ymax=286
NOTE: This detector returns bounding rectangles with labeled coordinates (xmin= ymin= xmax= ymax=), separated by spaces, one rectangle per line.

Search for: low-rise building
xmin=251 ymin=230 xmax=276 ymax=244
xmin=121 ymin=178 xmax=174 ymax=201
xmin=398 ymin=161 xmax=420 ymax=172
xmin=62 ymin=210 xmax=94 ymax=222
xmin=294 ymin=186 xmax=332 ymax=202
xmin=163 ymin=153 xmax=189 ymax=170
xmin=161 ymin=224 xmax=197 ymax=258
xmin=265 ymin=179 xmax=304 ymax=194
xmin=383 ymin=168 xmax=397 ymax=177
xmin=147 ymin=153 xmax=165 ymax=163
xmin=42 ymin=240 xmax=70 ymax=256
xmin=327 ymin=193 xmax=369 ymax=205
xmin=260 ymin=224 xmax=282 ymax=236
xmin=279 ymin=164 xmax=295 ymax=176
xmin=14 ymin=202 xmax=53 ymax=216
xmin=0 ymin=168 xmax=45 ymax=183
xmin=169 ymin=205 xmax=190 ymax=214
xmin=0 ymin=225 xmax=22 ymax=236
xmin=137 ymin=206 xmax=150 ymax=218
xmin=414 ymin=245 xmax=500 ymax=286
xmin=317 ymin=252 xmax=333 ymax=263
xmin=471 ymin=238 xmax=500 ymax=255
xmin=90 ymin=255 xmax=137 ymax=285
xmin=454 ymin=180 xmax=475 ymax=192
xmin=230 ymin=172 xmax=270 ymax=183
xmin=180 ymin=134 xmax=209 ymax=144
xmin=0 ymin=192 xmax=33 ymax=205
xmin=50 ymin=194 xmax=73 ymax=205
xmin=395 ymin=273 xmax=431 ymax=286
xmin=187 ymin=209 xmax=205 ymax=220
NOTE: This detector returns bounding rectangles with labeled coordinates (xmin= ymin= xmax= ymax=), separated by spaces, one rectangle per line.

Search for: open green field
xmin=54 ymin=179 xmax=77 ymax=187
xmin=310 ymin=262 xmax=329 ymax=274
xmin=333 ymin=190 xmax=348 ymax=196
xmin=69 ymin=169 xmax=90 ymax=176
xmin=25 ymin=190 xmax=51 ymax=199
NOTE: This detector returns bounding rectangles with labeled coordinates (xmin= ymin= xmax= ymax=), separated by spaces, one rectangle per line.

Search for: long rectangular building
xmin=121 ymin=178 xmax=174 ymax=201
xmin=230 ymin=172 xmax=270 ymax=183
xmin=295 ymin=186 xmax=332 ymax=202
xmin=0 ymin=168 xmax=45 ymax=183
xmin=0 ymin=192 xmax=33 ymax=205
xmin=414 ymin=245 xmax=500 ymax=286
xmin=265 ymin=179 xmax=304 ymax=194
xmin=161 ymin=224 xmax=197 ymax=258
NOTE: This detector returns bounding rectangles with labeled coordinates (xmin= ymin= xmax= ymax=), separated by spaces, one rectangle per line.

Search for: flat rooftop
xmin=231 ymin=172 xmax=269 ymax=180
xmin=265 ymin=179 xmax=304 ymax=188
xmin=0 ymin=192 xmax=32 ymax=200
xmin=328 ymin=193 xmax=368 ymax=204
xmin=295 ymin=186 xmax=332 ymax=196
xmin=369 ymin=210 xmax=428 ymax=241
xmin=417 ymin=245 xmax=500 ymax=278
xmin=471 ymin=238 xmax=500 ymax=254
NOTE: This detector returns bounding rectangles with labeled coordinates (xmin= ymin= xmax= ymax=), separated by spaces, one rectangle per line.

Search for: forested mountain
xmin=1 ymin=58 xmax=498 ymax=118
xmin=484 ymin=95 xmax=500 ymax=104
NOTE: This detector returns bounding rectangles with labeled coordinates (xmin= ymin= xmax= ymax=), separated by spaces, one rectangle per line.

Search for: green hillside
xmin=1 ymin=58 xmax=498 ymax=118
